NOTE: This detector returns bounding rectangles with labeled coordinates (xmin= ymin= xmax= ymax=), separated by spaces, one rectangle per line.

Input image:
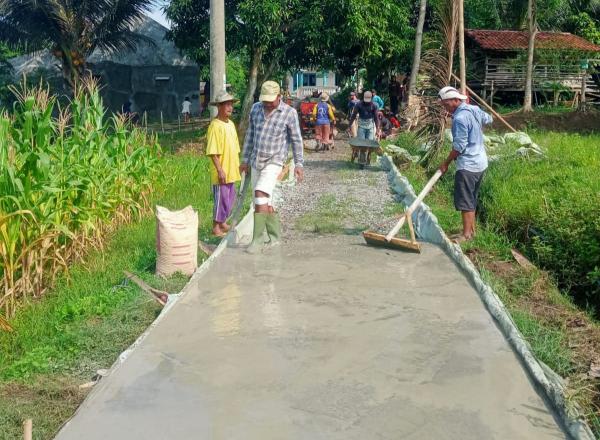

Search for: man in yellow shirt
xmin=206 ymin=92 xmax=241 ymax=237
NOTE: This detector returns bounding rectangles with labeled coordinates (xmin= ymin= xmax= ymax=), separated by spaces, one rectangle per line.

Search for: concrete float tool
xmin=363 ymin=169 xmax=442 ymax=252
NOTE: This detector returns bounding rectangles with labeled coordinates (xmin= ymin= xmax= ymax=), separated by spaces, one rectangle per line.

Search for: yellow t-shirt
xmin=206 ymin=118 xmax=242 ymax=185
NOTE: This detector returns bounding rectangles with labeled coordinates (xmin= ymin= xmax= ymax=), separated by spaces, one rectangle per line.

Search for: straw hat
xmin=209 ymin=91 xmax=238 ymax=105
xmin=320 ymin=92 xmax=330 ymax=102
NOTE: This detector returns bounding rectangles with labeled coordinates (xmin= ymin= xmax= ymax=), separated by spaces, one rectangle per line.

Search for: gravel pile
xmin=278 ymin=138 xmax=398 ymax=241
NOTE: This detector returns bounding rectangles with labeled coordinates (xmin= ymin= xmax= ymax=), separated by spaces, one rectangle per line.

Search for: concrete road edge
xmin=53 ymin=207 xmax=255 ymax=438
xmin=380 ymin=154 xmax=594 ymax=440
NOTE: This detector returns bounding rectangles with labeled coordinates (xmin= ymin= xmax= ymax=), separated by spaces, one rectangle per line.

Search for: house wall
xmin=287 ymin=70 xmax=337 ymax=91
xmin=91 ymin=61 xmax=200 ymax=121
xmin=286 ymin=70 xmax=339 ymax=99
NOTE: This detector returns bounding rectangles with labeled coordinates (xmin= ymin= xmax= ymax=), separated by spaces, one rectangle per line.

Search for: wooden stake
xmin=23 ymin=419 xmax=32 ymax=440
xmin=123 ymin=271 xmax=168 ymax=306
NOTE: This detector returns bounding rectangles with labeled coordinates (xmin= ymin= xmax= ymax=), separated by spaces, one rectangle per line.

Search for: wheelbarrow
xmin=348 ymin=137 xmax=380 ymax=169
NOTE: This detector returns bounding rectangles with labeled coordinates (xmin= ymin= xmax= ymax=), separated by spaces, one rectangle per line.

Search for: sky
xmin=147 ymin=1 xmax=170 ymax=29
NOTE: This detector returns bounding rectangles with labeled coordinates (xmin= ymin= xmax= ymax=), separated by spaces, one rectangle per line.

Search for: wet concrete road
xmin=56 ymin=235 xmax=565 ymax=439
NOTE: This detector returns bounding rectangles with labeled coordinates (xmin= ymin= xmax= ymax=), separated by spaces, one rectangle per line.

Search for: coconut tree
xmin=0 ymin=0 xmax=156 ymax=89
xmin=409 ymin=0 xmax=428 ymax=96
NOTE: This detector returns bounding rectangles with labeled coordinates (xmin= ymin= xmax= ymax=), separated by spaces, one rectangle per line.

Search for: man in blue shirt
xmin=438 ymin=86 xmax=493 ymax=243
xmin=372 ymin=89 xmax=384 ymax=110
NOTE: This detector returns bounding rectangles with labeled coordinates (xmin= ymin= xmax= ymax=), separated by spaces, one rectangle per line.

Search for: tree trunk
xmin=258 ymin=58 xmax=279 ymax=86
xmin=60 ymin=53 xmax=78 ymax=92
xmin=238 ymin=46 xmax=263 ymax=140
xmin=458 ymin=0 xmax=466 ymax=94
xmin=409 ymin=0 xmax=428 ymax=96
xmin=523 ymin=0 xmax=536 ymax=112
xmin=579 ymin=72 xmax=587 ymax=112
xmin=446 ymin=0 xmax=458 ymax=83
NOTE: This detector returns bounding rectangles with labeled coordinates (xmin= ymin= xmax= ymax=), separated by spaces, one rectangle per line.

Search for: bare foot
xmin=220 ymin=223 xmax=231 ymax=232
xmin=212 ymin=226 xmax=226 ymax=237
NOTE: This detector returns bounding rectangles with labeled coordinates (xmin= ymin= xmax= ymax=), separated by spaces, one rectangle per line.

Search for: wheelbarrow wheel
xmin=358 ymin=149 xmax=367 ymax=168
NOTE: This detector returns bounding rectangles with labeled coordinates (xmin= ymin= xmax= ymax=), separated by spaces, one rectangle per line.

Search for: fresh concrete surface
xmin=55 ymin=235 xmax=565 ymax=439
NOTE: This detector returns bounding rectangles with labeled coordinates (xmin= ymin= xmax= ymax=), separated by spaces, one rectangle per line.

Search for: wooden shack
xmin=465 ymin=30 xmax=600 ymax=102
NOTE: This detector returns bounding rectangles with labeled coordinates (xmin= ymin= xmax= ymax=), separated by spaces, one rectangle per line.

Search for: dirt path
xmin=54 ymin=140 xmax=567 ymax=440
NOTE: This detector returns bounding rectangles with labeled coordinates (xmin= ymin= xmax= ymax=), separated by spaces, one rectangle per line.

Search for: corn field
xmin=0 ymin=79 xmax=159 ymax=320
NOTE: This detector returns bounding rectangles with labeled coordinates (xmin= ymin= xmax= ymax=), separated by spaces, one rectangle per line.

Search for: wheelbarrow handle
xmin=385 ymin=170 xmax=443 ymax=242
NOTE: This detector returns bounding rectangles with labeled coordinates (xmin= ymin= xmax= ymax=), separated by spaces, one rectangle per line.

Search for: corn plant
xmin=0 ymin=77 xmax=160 ymax=320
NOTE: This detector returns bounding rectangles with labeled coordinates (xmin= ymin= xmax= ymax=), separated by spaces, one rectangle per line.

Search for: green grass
xmin=482 ymin=132 xmax=600 ymax=313
xmin=296 ymin=194 xmax=356 ymax=234
xmin=510 ymin=309 xmax=573 ymax=375
xmin=0 ymin=144 xmax=216 ymax=438
xmin=494 ymin=103 xmax=577 ymax=115
xmin=156 ymin=127 xmax=207 ymax=154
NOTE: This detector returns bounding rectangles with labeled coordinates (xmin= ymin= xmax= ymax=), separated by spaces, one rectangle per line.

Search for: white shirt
xmin=182 ymin=101 xmax=191 ymax=113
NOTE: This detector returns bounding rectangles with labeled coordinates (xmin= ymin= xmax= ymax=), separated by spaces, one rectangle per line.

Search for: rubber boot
xmin=246 ymin=213 xmax=268 ymax=254
xmin=265 ymin=213 xmax=281 ymax=249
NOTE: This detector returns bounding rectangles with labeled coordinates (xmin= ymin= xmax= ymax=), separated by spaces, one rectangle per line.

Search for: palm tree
xmin=0 ymin=0 xmax=156 ymax=89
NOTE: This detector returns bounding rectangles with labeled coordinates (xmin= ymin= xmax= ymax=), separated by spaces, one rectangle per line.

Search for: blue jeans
xmin=357 ymin=121 xmax=375 ymax=140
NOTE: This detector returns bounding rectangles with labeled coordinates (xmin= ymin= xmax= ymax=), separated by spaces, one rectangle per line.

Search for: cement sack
xmin=156 ymin=205 xmax=198 ymax=277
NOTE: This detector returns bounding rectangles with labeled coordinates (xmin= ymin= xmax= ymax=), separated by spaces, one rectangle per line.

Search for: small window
xmin=154 ymin=75 xmax=172 ymax=82
xmin=303 ymin=73 xmax=316 ymax=87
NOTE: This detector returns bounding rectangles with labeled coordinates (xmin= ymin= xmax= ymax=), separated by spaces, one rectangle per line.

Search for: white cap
xmin=363 ymin=91 xmax=373 ymax=102
xmin=438 ymin=86 xmax=467 ymax=101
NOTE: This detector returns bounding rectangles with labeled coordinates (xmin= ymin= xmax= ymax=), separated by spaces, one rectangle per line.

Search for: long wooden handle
xmin=450 ymin=73 xmax=517 ymax=133
xmin=385 ymin=170 xmax=442 ymax=241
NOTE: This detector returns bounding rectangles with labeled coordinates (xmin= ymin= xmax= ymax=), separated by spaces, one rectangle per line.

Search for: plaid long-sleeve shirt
xmin=242 ymin=101 xmax=304 ymax=169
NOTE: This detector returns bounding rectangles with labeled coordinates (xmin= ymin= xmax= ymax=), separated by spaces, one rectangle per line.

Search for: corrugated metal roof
xmin=466 ymin=29 xmax=600 ymax=52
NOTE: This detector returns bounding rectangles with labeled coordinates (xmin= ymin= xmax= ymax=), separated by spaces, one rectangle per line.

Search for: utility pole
xmin=210 ymin=0 xmax=226 ymax=118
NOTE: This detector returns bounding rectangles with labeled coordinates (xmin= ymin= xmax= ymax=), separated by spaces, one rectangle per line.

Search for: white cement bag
xmin=156 ymin=205 xmax=198 ymax=277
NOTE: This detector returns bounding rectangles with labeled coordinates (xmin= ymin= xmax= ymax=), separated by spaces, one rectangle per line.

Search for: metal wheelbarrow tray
xmin=348 ymin=138 xmax=380 ymax=169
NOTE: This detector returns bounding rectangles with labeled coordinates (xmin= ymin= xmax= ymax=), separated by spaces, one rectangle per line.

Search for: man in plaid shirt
xmin=240 ymin=80 xmax=304 ymax=254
